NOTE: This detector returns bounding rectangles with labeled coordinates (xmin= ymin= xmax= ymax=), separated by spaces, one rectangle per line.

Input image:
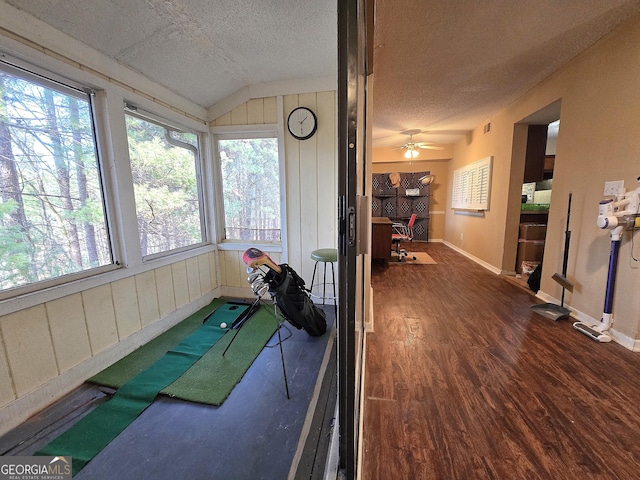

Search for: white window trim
xmin=0 ymin=40 xmax=216 ymax=314
xmin=211 ymin=122 xmax=288 ymax=257
xmin=124 ymin=106 xmax=209 ymax=260
xmin=0 ymin=58 xmax=119 ymax=301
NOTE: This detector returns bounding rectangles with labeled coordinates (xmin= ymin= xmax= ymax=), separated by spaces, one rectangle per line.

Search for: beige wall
xmin=212 ymin=92 xmax=338 ymax=287
xmin=372 ymin=147 xmax=453 ymax=241
xmin=445 ymin=14 xmax=640 ymax=345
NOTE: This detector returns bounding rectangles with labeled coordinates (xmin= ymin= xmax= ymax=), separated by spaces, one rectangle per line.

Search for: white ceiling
xmin=3 ymin=0 xmax=337 ymax=108
xmin=5 ymin=0 xmax=640 ymax=147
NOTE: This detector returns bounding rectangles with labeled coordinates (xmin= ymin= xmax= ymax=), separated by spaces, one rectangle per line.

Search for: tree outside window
xmin=217 ymin=137 xmax=281 ymax=242
xmin=125 ymin=114 xmax=204 ymax=257
xmin=0 ymin=65 xmax=111 ymax=291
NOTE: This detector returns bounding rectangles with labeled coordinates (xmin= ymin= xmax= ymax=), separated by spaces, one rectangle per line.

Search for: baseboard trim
xmin=440 ymin=243 xmax=638 ymax=352
xmin=534 ymin=290 xmax=638 ymax=351
xmin=365 ymin=286 xmax=374 ymax=333
xmin=442 ymin=241 xmax=502 ymax=275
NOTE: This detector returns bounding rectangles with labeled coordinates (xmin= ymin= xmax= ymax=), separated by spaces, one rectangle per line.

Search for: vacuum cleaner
xmin=573 ymin=177 xmax=640 ymax=342
xmin=531 ymin=193 xmax=574 ymax=320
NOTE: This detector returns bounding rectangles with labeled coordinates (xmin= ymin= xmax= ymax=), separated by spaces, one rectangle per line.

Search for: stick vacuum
xmin=573 ymin=178 xmax=640 ymax=342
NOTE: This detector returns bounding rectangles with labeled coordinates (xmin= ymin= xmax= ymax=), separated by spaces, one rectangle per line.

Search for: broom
xmin=552 ymin=192 xmax=574 ymax=296
xmin=531 ymin=192 xmax=573 ymax=320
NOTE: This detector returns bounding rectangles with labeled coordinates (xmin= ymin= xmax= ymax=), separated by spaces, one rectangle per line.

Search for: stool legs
xmin=309 ymin=260 xmax=337 ymax=319
xmin=322 ymin=261 xmax=327 ymax=305
xmin=311 ymin=261 xmax=319 ymax=293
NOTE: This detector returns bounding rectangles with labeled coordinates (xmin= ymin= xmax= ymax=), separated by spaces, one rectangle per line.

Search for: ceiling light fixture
xmin=404 ymin=146 xmax=419 ymax=159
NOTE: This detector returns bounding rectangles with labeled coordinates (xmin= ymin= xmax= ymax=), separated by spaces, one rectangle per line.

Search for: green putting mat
xmin=89 ymin=300 xmax=278 ymax=404
xmin=37 ymin=299 xmax=277 ymax=475
xmin=88 ymin=297 xmax=233 ymax=387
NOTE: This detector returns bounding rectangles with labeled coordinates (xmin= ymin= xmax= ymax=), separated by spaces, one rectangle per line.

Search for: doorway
xmin=508 ymin=101 xmax=561 ymax=290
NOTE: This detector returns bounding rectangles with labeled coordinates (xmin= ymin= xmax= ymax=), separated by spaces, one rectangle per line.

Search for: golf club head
xmin=248 ymin=271 xmax=264 ymax=284
xmin=251 ymin=281 xmax=269 ymax=297
xmin=243 ymin=247 xmax=282 ymax=273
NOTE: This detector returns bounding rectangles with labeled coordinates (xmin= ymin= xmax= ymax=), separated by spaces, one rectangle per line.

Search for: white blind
xmin=451 ymin=156 xmax=492 ymax=210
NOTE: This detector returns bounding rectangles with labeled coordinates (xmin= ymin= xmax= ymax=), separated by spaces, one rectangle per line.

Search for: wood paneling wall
xmin=212 ymin=91 xmax=337 ymax=285
xmin=0 ymin=252 xmax=220 ymax=434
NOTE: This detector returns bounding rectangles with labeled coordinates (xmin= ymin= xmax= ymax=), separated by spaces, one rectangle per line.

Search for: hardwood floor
xmin=362 ymin=242 xmax=640 ymax=479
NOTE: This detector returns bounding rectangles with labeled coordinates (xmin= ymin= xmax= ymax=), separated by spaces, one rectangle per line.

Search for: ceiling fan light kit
xmin=404 ymin=148 xmax=419 ymax=159
xmin=394 ymin=129 xmax=445 ymax=158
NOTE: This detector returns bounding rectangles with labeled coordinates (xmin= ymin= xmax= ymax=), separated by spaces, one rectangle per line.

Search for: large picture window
xmin=217 ymin=136 xmax=281 ymax=242
xmin=126 ymin=112 xmax=204 ymax=257
xmin=0 ymin=62 xmax=112 ymax=292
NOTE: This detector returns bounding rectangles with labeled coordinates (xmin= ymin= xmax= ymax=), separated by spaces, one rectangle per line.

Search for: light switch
xmin=603 ymin=180 xmax=625 ymax=196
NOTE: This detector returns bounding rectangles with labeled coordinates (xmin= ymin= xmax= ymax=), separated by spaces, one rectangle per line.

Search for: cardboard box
xmin=516 ymin=239 xmax=545 ymax=273
xmin=519 ymin=223 xmax=547 ymax=241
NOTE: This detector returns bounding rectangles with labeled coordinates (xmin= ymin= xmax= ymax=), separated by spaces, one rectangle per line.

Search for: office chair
xmin=391 ymin=213 xmax=417 ymax=261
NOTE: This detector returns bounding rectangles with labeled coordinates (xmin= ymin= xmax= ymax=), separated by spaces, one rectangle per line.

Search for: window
xmin=0 ymin=62 xmax=112 ymax=292
xmin=217 ymin=135 xmax=281 ymax=242
xmin=125 ymin=112 xmax=204 ymax=257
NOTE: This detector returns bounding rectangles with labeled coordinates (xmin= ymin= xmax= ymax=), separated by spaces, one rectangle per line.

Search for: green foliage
xmin=126 ymin=115 xmax=202 ymax=255
xmin=0 ymin=200 xmax=32 ymax=289
xmin=0 ymin=69 xmax=111 ymax=290
xmin=219 ymin=137 xmax=281 ymax=241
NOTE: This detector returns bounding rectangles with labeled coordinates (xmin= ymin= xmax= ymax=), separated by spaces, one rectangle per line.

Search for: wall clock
xmin=287 ymin=107 xmax=317 ymax=140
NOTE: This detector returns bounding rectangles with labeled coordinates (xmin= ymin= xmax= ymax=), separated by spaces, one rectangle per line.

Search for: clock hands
xmin=299 ymin=115 xmax=308 ymax=135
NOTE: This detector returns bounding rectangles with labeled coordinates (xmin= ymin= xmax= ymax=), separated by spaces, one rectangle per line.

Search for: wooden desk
xmin=371 ymin=217 xmax=393 ymax=261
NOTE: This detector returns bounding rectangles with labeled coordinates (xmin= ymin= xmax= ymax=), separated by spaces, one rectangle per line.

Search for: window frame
xmin=0 ymin=56 xmax=118 ymax=301
xmin=212 ymin=124 xmax=286 ymax=253
xmin=124 ymin=105 xmax=209 ymax=261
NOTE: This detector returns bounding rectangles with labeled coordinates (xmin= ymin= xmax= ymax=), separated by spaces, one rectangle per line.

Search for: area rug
xmin=389 ymin=251 xmax=437 ymax=265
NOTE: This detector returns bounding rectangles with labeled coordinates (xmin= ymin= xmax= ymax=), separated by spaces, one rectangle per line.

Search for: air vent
xmin=483 ymin=122 xmax=492 ymax=135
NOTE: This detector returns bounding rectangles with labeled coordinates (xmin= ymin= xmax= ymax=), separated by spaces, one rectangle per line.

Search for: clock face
xmin=287 ymin=107 xmax=317 ymax=140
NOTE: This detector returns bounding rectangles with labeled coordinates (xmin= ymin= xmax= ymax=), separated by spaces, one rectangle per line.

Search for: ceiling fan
xmin=395 ymin=129 xmax=444 ymax=158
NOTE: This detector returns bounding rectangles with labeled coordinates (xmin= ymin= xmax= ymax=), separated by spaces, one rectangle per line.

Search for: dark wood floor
xmin=362 ymin=242 xmax=640 ymax=479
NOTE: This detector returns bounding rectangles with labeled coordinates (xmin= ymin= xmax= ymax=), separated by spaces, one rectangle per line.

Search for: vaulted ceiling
xmin=5 ymin=0 xmax=640 ymax=147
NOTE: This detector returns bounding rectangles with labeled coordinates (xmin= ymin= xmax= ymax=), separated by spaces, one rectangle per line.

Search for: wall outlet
xmin=604 ymin=180 xmax=625 ymax=196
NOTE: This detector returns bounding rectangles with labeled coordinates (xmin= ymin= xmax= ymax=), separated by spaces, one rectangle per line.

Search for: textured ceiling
xmin=372 ymin=0 xmax=640 ymax=147
xmin=4 ymin=0 xmax=337 ymax=109
xmin=4 ymin=0 xmax=640 ymax=147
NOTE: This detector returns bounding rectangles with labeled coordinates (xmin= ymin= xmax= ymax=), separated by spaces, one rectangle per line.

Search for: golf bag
xmin=265 ymin=264 xmax=327 ymax=337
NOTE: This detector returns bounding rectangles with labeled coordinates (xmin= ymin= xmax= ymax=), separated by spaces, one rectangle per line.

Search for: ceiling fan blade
xmin=415 ymin=143 xmax=444 ymax=150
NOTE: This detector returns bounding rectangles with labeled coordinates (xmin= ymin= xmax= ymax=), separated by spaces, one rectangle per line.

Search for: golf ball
xmin=220 ymin=322 xmax=227 ymax=329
